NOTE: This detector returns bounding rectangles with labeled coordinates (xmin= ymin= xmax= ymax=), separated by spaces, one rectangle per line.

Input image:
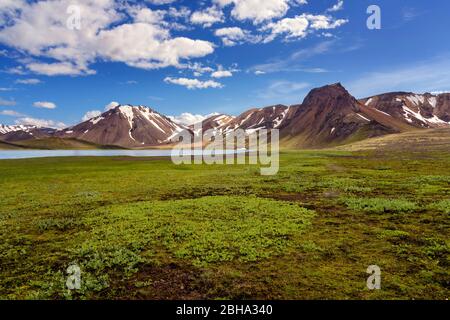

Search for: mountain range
xmin=1 ymin=83 xmax=450 ymax=149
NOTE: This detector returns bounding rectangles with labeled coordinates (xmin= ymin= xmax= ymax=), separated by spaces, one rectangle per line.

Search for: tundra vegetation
xmin=0 ymin=140 xmax=448 ymax=299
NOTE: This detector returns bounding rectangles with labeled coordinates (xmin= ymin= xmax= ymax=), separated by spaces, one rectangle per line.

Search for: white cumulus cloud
xmin=15 ymin=117 xmax=66 ymax=129
xmin=0 ymin=109 xmax=24 ymax=117
xmin=105 ymin=101 xmax=120 ymax=111
xmin=211 ymin=70 xmax=233 ymax=78
xmin=33 ymin=101 xmax=56 ymax=109
xmin=215 ymin=0 xmax=302 ymax=24
xmin=164 ymin=77 xmax=223 ymax=89
xmin=327 ymin=0 xmax=344 ymax=12
xmin=214 ymin=27 xmax=261 ymax=46
xmin=82 ymin=110 xmax=102 ymax=121
xmin=0 ymin=0 xmax=215 ymax=76
xmin=190 ymin=6 xmax=224 ymax=27
xmin=15 ymin=78 xmax=42 ymax=85
xmin=262 ymin=14 xmax=348 ymax=42
xmin=169 ymin=112 xmax=220 ymax=126
xmin=147 ymin=0 xmax=177 ymax=4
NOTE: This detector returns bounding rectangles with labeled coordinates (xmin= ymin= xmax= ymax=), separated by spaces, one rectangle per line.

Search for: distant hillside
xmin=0 ymin=140 xmax=25 ymax=150
xmin=0 ymin=138 xmax=118 ymax=150
xmin=334 ymin=128 xmax=450 ymax=152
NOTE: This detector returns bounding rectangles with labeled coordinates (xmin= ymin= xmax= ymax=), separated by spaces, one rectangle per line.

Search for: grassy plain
xmin=0 ymin=134 xmax=449 ymax=299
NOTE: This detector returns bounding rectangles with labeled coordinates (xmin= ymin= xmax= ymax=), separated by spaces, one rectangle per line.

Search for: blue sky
xmin=1 ymin=0 xmax=450 ymax=127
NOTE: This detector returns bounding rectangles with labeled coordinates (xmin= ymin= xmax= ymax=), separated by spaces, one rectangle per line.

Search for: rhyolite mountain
xmin=0 ymin=124 xmax=56 ymax=142
xmin=189 ymin=114 xmax=235 ymax=133
xmin=216 ymin=104 xmax=295 ymax=134
xmin=361 ymin=92 xmax=450 ymax=128
xmin=279 ymin=83 xmax=416 ymax=148
xmin=1 ymin=83 xmax=450 ymax=149
xmin=55 ymin=105 xmax=186 ymax=147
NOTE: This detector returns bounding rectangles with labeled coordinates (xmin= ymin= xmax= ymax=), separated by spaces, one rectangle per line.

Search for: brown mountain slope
xmin=190 ymin=114 xmax=235 ymax=132
xmin=219 ymin=104 xmax=294 ymax=133
xmin=361 ymin=92 xmax=450 ymax=128
xmin=334 ymin=128 xmax=450 ymax=152
xmin=280 ymin=83 xmax=414 ymax=148
xmin=56 ymin=105 xmax=186 ymax=148
xmin=0 ymin=125 xmax=56 ymax=142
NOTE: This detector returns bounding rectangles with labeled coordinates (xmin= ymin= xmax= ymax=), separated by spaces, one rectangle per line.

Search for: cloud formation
xmin=327 ymin=0 xmax=344 ymax=13
xmin=15 ymin=78 xmax=42 ymax=85
xmin=211 ymin=70 xmax=233 ymax=78
xmin=0 ymin=0 xmax=348 ymax=87
xmin=82 ymin=110 xmax=102 ymax=121
xmin=105 ymin=101 xmax=120 ymax=111
xmin=262 ymin=14 xmax=348 ymax=42
xmin=0 ymin=0 xmax=215 ymax=76
xmin=0 ymin=110 xmax=24 ymax=117
xmin=215 ymin=0 xmax=306 ymax=24
xmin=33 ymin=101 xmax=57 ymax=109
xmin=257 ymin=80 xmax=310 ymax=100
xmin=190 ymin=6 xmax=224 ymax=27
xmin=169 ymin=112 xmax=220 ymax=125
xmin=214 ymin=27 xmax=261 ymax=46
xmin=164 ymin=77 xmax=223 ymax=89
xmin=0 ymin=98 xmax=17 ymax=106
xmin=213 ymin=12 xmax=347 ymax=45
xmin=249 ymin=40 xmax=335 ymax=73
xmin=15 ymin=117 xmax=66 ymax=129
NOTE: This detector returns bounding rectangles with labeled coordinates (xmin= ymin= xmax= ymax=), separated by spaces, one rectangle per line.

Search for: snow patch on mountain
xmin=428 ymin=97 xmax=437 ymax=108
xmin=407 ymin=95 xmax=425 ymax=106
xmin=274 ymin=107 xmax=290 ymax=128
xmin=90 ymin=117 xmax=104 ymax=125
xmin=0 ymin=124 xmax=37 ymax=134
xmin=357 ymin=114 xmax=371 ymax=122
xmin=365 ymin=98 xmax=373 ymax=106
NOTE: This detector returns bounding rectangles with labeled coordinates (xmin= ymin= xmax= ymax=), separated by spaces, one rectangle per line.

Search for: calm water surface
xmin=0 ymin=149 xmax=244 ymax=160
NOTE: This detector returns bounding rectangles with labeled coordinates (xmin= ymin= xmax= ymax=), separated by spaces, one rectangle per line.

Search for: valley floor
xmin=0 ymin=140 xmax=449 ymax=299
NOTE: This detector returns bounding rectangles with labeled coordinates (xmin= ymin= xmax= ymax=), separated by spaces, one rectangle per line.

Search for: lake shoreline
xmin=0 ymin=149 xmax=248 ymax=160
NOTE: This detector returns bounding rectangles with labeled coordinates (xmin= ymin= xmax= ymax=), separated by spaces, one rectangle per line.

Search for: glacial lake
xmin=0 ymin=149 xmax=246 ymax=160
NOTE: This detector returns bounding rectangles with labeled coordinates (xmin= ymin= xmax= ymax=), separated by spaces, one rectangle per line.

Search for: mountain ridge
xmin=2 ymin=83 xmax=450 ymax=149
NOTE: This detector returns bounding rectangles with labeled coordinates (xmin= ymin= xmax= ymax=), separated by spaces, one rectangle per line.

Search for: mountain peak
xmin=111 ymin=104 xmax=153 ymax=112
xmin=54 ymin=103 xmax=185 ymax=147
xmin=329 ymin=82 xmax=345 ymax=88
xmin=309 ymin=82 xmax=349 ymax=95
xmin=301 ymin=82 xmax=357 ymax=109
